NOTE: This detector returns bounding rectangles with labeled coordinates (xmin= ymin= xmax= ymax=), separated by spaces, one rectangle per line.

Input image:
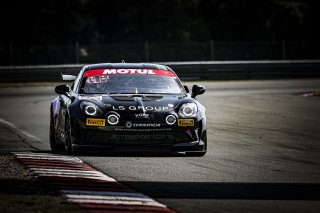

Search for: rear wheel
xmin=50 ymin=111 xmax=63 ymax=152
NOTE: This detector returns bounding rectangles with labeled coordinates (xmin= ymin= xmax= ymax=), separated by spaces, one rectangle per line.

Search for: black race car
xmin=50 ymin=63 xmax=207 ymax=156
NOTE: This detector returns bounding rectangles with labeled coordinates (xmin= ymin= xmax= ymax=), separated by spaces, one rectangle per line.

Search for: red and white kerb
xmin=13 ymin=152 xmax=176 ymax=213
xmin=84 ymin=69 xmax=176 ymax=78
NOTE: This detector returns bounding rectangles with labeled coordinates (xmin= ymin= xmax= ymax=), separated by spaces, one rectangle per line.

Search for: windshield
xmin=80 ymin=69 xmax=184 ymax=94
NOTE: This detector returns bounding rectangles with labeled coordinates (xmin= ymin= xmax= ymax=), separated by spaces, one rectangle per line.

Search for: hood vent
xmin=110 ymin=95 xmax=163 ymax=101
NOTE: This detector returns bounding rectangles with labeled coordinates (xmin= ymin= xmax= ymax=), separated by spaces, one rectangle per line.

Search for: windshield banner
xmin=84 ymin=69 xmax=176 ymax=77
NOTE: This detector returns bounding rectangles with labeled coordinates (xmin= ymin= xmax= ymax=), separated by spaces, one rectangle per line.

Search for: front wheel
xmin=50 ymin=111 xmax=63 ymax=152
xmin=64 ymin=115 xmax=73 ymax=154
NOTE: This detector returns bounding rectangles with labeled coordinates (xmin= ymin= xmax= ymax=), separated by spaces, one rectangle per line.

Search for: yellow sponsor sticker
xmin=86 ymin=118 xmax=106 ymax=126
xmin=178 ymin=119 xmax=194 ymax=127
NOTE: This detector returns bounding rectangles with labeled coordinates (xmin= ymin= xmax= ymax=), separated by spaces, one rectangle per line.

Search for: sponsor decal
xmin=113 ymin=105 xmax=172 ymax=111
xmin=135 ymin=113 xmax=150 ymax=118
xmin=125 ymin=121 xmax=132 ymax=128
xmin=115 ymin=128 xmax=172 ymax=132
xmin=110 ymin=134 xmax=175 ymax=141
xmin=86 ymin=118 xmax=106 ymax=126
xmin=168 ymin=104 xmax=174 ymax=108
xmin=133 ymin=123 xmax=160 ymax=128
xmin=125 ymin=121 xmax=161 ymax=128
xmin=100 ymin=75 xmax=109 ymax=82
xmin=84 ymin=69 xmax=176 ymax=77
xmin=79 ymin=96 xmax=102 ymax=101
xmin=86 ymin=75 xmax=110 ymax=83
xmin=178 ymin=119 xmax=194 ymax=127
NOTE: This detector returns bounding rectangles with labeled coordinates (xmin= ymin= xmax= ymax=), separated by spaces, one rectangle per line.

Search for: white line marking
xmin=34 ymin=172 xmax=104 ymax=177
xmin=15 ymin=156 xmax=82 ymax=162
xmin=66 ymin=199 xmax=166 ymax=207
xmin=14 ymin=152 xmax=79 ymax=158
xmin=65 ymin=194 xmax=154 ymax=202
xmin=32 ymin=171 xmax=114 ymax=180
xmin=38 ymin=174 xmax=115 ymax=181
xmin=30 ymin=168 xmax=115 ymax=181
xmin=64 ymin=194 xmax=166 ymax=207
xmin=31 ymin=168 xmax=101 ymax=174
xmin=60 ymin=190 xmax=149 ymax=198
xmin=13 ymin=153 xmax=83 ymax=162
xmin=0 ymin=118 xmax=43 ymax=143
xmin=30 ymin=168 xmax=95 ymax=173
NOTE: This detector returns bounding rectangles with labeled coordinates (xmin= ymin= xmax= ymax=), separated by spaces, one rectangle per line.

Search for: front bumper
xmin=72 ymin=141 xmax=206 ymax=152
xmin=69 ymin=117 xmax=206 ymax=152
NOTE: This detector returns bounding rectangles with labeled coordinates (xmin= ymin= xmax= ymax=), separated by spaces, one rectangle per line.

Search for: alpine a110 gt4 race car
xmin=50 ymin=63 xmax=207 ymax=156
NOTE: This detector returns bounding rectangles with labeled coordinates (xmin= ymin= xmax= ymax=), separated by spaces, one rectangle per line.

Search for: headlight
xmin=165 ymin=115 xmax=177 ymax=125
xmin=107 ymin=114 xmax=120 ymax=125
xmin=80 ymin=101 xmax=103 ymax=117
xmin=178 ymin=103 xmax=198 ymax=118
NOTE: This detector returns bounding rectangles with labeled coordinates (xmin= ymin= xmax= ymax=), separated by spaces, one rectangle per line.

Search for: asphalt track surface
xmin=1 ymin=79 xmax=320 ymax=213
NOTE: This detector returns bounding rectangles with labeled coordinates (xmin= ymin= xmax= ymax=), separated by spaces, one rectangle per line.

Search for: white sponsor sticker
xmin=79 ymin=96 xmax=102 ymax=101
xmin=112 ymin=105 xmax=171 ymax=111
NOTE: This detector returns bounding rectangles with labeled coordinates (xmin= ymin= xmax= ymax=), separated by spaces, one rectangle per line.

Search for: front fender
xmin=51 ymin=97 xmax=60 ymax=117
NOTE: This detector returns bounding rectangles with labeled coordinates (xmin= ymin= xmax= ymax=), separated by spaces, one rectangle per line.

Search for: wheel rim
xmin=65 ymin=117 xmax=71 ymax=153
xmin=50 ymin=115 xmax=55 ymax=142
xmin=50 ymin=112 xmax=58 ymax=151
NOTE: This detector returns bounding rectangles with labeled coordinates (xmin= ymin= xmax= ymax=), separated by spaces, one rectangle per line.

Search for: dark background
xmin=0 ymin=0 xmax=319 ymax=64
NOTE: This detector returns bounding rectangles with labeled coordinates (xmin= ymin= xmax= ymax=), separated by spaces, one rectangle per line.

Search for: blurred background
xmin=0 ymin=0 xmax=319 ymax=65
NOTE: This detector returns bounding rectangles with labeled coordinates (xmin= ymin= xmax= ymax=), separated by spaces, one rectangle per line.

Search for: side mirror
xmin=191 ymin=85 xmax=205 ymax=98
xmin=183 ymin=85 xmax=189 ymax=93
xmin=55 ymin=84 xmax=70 ymax=95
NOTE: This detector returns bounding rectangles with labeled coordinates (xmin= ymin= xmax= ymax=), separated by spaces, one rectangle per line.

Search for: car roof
xmin=83 ymin=63 xmax=172 ymax=71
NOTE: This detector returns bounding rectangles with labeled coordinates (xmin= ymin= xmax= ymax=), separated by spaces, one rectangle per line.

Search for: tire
xmin=186 ymin=131 xmax=207 ymax=157
xmin=50 ymin=111 xmax=63 ymax=152
xmin=64 ymin=115 xmax=73 ymax=154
